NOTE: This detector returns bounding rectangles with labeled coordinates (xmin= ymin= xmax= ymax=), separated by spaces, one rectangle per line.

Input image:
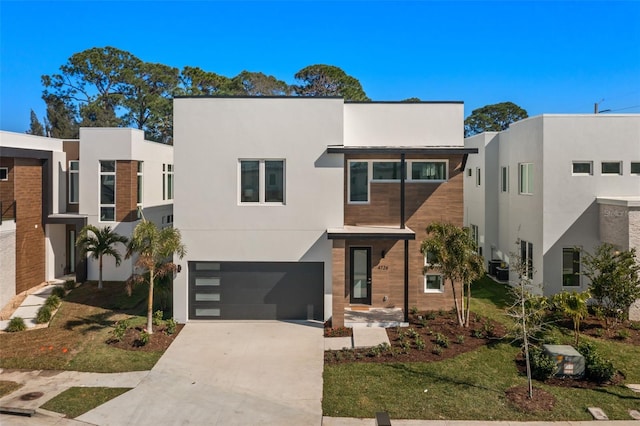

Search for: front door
xmin=350 ymin=247 xmax=371 ymax=304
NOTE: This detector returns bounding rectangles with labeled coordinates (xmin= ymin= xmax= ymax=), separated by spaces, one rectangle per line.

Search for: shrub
xmin=153 ymin=310 xmax=164 ymax=326
xmin=166 ymin=318 xmax=177 ymax=335
xmin=434 ymin=333 xmax=449 ymax=348
xmin=482 ymin=321 xmax=495 ymax=337
xmin=617 ymin=329 xmax=630 ymax=340
xmin=577 ymin=341 xmax=616 ymax=383
xmin=139 ymin=330 xmax=150 ymax=346
xmin=5 ymin=317 xmax=26 ymax=332
xmin=529 ymin=347 xmax=558 ymax=381
xmin=45 ymin=295 xmax=61 ymax=309
xmin=410 ymin=306 xmax=419 ymax=315
xmin=406 ymin=328 xmax=419 ymax=339
xmin=594 ymin=328 xmax=604 ymax=337
xmin=401 ymin=340 xmax=412 ymax=353
xmin=471 ymin=329 xmax=484 ymax=338
xmin=456 ymin=335 xmax=465 ymax=344
xmin=113 ymin=320 xmax=128 ymax=341
xmin=630 ymin=321 xmax=640 ymax=331
xmin=431 ymin=345 xmax=443 ymax=355
xmin=64 ymin=280 xmax=76 ymax=291
xmin=425 ymin=311 xmax=437 ymax=320
xmin=36 ymin=305 xmax=52 ymax=324
xmin=415 ymin=336 xmax=426 ymax=350
xmin=51 ymin=286 xmax=66 ymax=298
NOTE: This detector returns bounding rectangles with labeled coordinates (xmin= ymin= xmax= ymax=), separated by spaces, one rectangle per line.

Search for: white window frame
xmin=136 ymin=161 xmax=143 ymax=219
xmin=571 ymin=161 xmax=593 ymax=176
xmin=500 ymin=166 xmax=509 ymax=192
xmin=99 ymin=160 xmax=116 ymax=223
xmin=238 ymin=159 xmax=286 ymax=205
xmin=371 ymin=160 xmax=403 ymax=182
xmin=519 ymin=163 xmax=533 ymax=195
xmin=631 ymin=162 xmax=640 ymax=175
xmin=409 ymin=160 xmax=448 ymax=182
xmin=601 ymin=161 xmax=622 ymax=176
xmin=0 ymin=166 xmax=8 ymax=181
xmin=424 ymin=252 xmax=443 ymax=293
xmin=68 ymin=161 xmax=79 ymax=204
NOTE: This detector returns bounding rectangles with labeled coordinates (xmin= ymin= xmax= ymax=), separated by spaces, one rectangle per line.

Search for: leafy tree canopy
xmin=294 ymin=64 xmax=370 ymax=101
xmin=27 ymin=109 xmax=45 ymax=136
xmin=464 ymin=101 xmax=528 ymax=137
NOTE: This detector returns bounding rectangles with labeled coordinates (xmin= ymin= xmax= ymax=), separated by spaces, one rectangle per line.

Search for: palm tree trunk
xmin=464 ymin=280 xmax=471 ymax=328
xmin=147 ymin=268 xmax=155 ymax=334
xmin=98 ymin=255 xmax=103 ymax=290
xmin=451 ymin=279 xmax=463 ymax=326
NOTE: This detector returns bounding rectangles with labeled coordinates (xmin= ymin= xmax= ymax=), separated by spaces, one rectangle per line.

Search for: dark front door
xmin=350 ymin=247 xmax=371 ymax=304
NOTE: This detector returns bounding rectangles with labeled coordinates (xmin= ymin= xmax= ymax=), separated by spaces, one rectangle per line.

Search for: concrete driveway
xmin=77 ymin=321 xmax=324 ymax=426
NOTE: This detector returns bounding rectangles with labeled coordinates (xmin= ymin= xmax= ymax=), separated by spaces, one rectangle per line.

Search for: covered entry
xmin=188 ymin=261 xmax=324 ymax=320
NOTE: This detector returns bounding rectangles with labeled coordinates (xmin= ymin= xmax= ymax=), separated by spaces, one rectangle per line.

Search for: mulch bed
xmin=505 ymin=385 xmax=556 ymax=413
xmin=324 ymin=311 xmax=506 ymax=364
xmin=108 ymin=324 xmax=184 ymax=352
xmin=578 ymin=317 xmax=640 ymax=345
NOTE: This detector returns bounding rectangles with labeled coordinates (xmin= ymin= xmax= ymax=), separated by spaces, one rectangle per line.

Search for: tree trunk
xmin=98 ymin=255 xmax=103 ymax=290
xmin=464 ymin=280 xmax=471 ymax=328
xmin=451 ymin=279 xmax=464 ymax=326
xmin=147 ymin=268 xmax=155 ymax=334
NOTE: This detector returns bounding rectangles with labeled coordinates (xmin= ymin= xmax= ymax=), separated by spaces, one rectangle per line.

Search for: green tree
xmin=552 ymin=290 xmax=590 ymax=345
xmin=179 ymin=66 xmax=234 ymax=96
xmin=230 ymin=70 xmax=291 ymax=96
xmin=43 ymin=94 xmax=79 ymax=138
xmin=126 ymin=219 xmax=186 ymax=334
xmin=464 ymin=101 xmax=528 ymax=137
xmin=293 ymin=64 xmax=370 ymax=101
xmin=420 ymin=222 xmax=485 ymax=327
xmin=76 ymin=225 xmax=128 ymax=290
xmin=583 ymin=243 xmax=640 ymax=322
xmin=26 ymin=109 xmax=45 ymax=136
xmin=401 ymin=97 xmax=421 ymax=102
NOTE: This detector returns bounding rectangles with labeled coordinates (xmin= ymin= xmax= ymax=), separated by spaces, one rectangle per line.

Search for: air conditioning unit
xmin=542 ymin=344 xmax=585 ymax=378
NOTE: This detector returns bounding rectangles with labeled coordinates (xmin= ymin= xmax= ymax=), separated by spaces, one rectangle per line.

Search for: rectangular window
xmin=519 ymin=163 xmax=533 ymax=195
xmin=162 ymin=164 xmax=166 ymax=201
xmin=424 ymin=274 xmax=444 ymax=292
xmin=572 ymin=161 xmax=592 ymax=175
xmin=562 ymin=248 xmax=581 ymax=287
xmin=501 ymin=166 xmax=508 ymax=192
xmin=68 ymin=161 xmax=79 ymax=204
xmin=239 ymin=159 xmax=285 ymax=204
xmin=631 ymin=162 xmax=640 ymax=175
xmin=0 ymin=167 xmax=7 ymax=181
xmin=412 ymin=161 xmax=446 ymax=181
xmin=601 ymin=161 xmax=621 ymax=175
xmin=349 ymin=161 xmax=369 ymax=203
xmin=99 ymin=160 xmax=115 ymax=222
xmin=520 ymin=240 xmax=533 ymax=280
xmin=467 ymin=168 xmax=472 ymax=177
xmin=372 ymin=161 xmax=402 ymax=180
xmin=470 ymin=224 xmax=479 ymax=253
xmin=136 ymin=161 xmax=143 ymax=219
xmin=167 ymin=164 xmax=174 ymax=200
xmin=475 ymin=168 xmax=481 ymax=186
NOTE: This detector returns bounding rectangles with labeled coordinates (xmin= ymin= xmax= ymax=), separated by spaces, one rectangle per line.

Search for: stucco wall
xmin=0 ymin=224 xmax=16 ymax=310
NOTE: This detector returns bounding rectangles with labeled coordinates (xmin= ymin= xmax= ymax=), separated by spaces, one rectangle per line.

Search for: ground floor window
xmin=562 ymin=247 xmax=580 ymax=287
xmin=424 ymin=274 xmax=444 ymax=292
xmin=520 ymin=240 xmax=533 ymax=279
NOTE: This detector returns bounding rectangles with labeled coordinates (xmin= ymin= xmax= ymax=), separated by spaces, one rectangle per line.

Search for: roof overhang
xmin=46 ymin=213 xmax=88 ymax=226
xmin=327 ymin=145 xmax=478 ymax=155
xmin=596 ymin=196 xmax=640 ymax=208
xmin=327 ymin=225 xmax=415 ymax=240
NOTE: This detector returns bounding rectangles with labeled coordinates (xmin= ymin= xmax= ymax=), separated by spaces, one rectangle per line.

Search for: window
xmin=476 ymin=167 xmax=481 ymax=186
xmin=519 ymin=163 xmax=533 ymax=195
xmin=601 ymin=161 xmax=621 ymax=175
xmin=167 ymin=164 xmax=174 ymax=199
xmin=372 ymin=161 xmax=402 ymax=180
xmin=136 ymin=161 xmax=143 ymax=219
xmin=349 ymin=161 xmax=368 ymax=203
xmin=424 ymin=250 xmax=439 ymax=267
xmin=162 ymin=164 xmax=166 ymax=200
xmin=0 ymin=167 xmax=7 ymax=181
xmin=239 ymin=159 xmax=285 ymax=204
xmin=424 ymin=274 xmax=444 ymax=292
xmin=631 ymin=162 xmax=640 ymax=175
xmin=501 ymin=166 xmax=508 ymax=192
xmin=572 ymin=161 xmax=592 ymax=175
xmin=520 ymin=240 xmax=533 ymax=280
xmin=412 ymin=161 xmax=446 ymax=181
xmin=467 ymin=168 xmax=472 ymax=177
xmin=68 ymin=161 xmax=79 ymax=203
xmin=470 ymin=224 xmax=479 ymax=253
xmin=562 ymin=248 xmax=580 ymax=287
xmin=99 ymin=160 xmax=115 ymax=222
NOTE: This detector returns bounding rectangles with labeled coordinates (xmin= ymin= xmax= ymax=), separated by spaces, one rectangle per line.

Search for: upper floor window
xmin=69 ymin=161 xmax=79 ymax=204
xmin=467 ymin=168 xmax=472 ymax=177
xmin=501 ymin=166 xmax=508 ymax=192
xmin=349 ymin=161 xmax=369 ymax=203
xmin=239 ymin=159 xmax=285 ymax=204
xmin=0 ymin=167 xmax=8 ymax=181
xmin=424 ymin=252 xmax=443 ymax=292
xmin=372 ymin=161 xmax=402 ymax=181
xmin=519 ymin=163 xmax=533 ymax=195
xmin=572 ymin=161 xmax=592 ymax=175
xmin=137 ymin=161 xmax=143 ymax=219
xmin=632 ymin=162 xmax=640 ymax=175
xmin=162 ymin=164 xmax=174 ymax=200
xmin=412 ymin=161 xmax=446 ymax=181
xmin=562 ymin=247 xmax=580 ymax=287
xmin=601 ymin=161 xmax=621 ymax=175
xmin=99 ymin=160 xmax=115 ymax=222
xmin=475 ymin=167 xmax=481 ymax=186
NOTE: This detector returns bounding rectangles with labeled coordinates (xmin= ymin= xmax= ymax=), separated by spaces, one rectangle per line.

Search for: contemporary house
xmin=0 ymin=128 xmax=172 ymax=310
xmin=172 ymin=97 xmax=476 ymax=327
xmin=463 ymin=114 xmax=640 ymax=319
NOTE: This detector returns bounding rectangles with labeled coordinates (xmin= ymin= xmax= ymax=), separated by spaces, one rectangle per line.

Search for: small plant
xmin=629 ymin=321 xmax=640 ymax=331
xmin=406 ymin=328 xmax=419 ymax=339
xmin=113 ymin=320 xmax=128 ymax=341
xmin=397 ymin=329 xmax=406 ymax=340
xmin=153 ymin=310 xmax=164 ymax=326
xmin=325 ymin=326 xmax=351 ymax=337
xmin=471 ymin=329 xmax=484 ymax=338
xmin=166 ymin=318 xmax=177 ymax=335
xmin=434 ymin=333 xmax=449 ymax=348
xmin=415 ymin=336 xmax=426 ymax=350
xmin=367 ymin=343 xmax=390 ymax=358
xmin=139 ymin=330 xmax=150 ymax=346
xmin=5 ymin=317 xmax=26 ymax=332
xmin=616 ymin=329 xmax=630 ymax=340
xmin=51 ymin=286 xmax=66 ymax=298
xmin=594 ymin=327 xmax=604 ymax=337
xmin=577 ymin=341 xmax=616 ymax=383
xmin=410 ymin=306 xmax=419 ymax=315
xmin=438 ymin=308 xmax=445 ymax=316
xmin=529 ymin=346 xmax=558 ymax=381
xmin=64 ymin=280 xmax=76 ymax=291
xmin=482 ymin=321 xmax=495 ymax=337
xmin=431 ymin=345 xmax=443 ymax=355
xmin=417 ymin=318 xmax=428 ymax=328
xmin=425 ymin=311 xmax=437 ymax=320
xmin=36 ymin=305 xmax=52 ymax=324
xmin=401 ymin=340 xmax=412 ymax=353
xmin=456 ymin=335 xmax=465 ymax=344
xmin=45 ymin=295 xmax=61 ymax=309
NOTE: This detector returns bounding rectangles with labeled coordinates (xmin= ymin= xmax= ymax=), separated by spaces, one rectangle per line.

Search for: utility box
xmin=542 ymin=344 xmax=585 ymax=378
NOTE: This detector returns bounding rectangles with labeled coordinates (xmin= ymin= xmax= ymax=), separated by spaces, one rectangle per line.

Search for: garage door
xmin=188 ymin=261 xmax=324 ymax=320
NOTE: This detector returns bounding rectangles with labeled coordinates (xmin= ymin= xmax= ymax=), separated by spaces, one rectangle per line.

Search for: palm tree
xmin=126 ymin=219 xmax=186 ymax=334
xmin=76 ymin=225 xmax=128 ymax=290
xmin=552 ymin=290 xmax=591 ymax=345
xmin=420 ymin=222 xmax=485 ymax=327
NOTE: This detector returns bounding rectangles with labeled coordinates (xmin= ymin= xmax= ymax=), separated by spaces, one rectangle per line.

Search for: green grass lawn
xmin=41 ymin=387 xmax=131 ymax=418
xmin=0 ymin=380 xmax=22 ymax=398
xmin=323 ymin=276 xmax=640 ymax=421
xmin=0 ymin=281 xmax=166 ymax=372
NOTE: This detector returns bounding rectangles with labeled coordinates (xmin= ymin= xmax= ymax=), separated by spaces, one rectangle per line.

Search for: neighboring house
xmin=172 ymin=97 xmax=476 ymax=327
xmin=0 ymin=128 xmax=172 ymax=310
xmin=463 ymin=114 xmax=640 ymax=319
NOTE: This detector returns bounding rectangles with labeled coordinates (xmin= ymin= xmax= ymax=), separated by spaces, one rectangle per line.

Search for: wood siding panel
xmin=0 ymin=157 xmax=15 ymax=218
xmin=116 ymin=160 xmax=138 ymax=222
xmin=14 ymin=158 xmax=45 ymax=294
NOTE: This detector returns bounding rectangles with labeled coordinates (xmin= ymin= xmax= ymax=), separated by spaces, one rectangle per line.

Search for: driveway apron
xmin=77 ymin=321 xmax=324 ymax=426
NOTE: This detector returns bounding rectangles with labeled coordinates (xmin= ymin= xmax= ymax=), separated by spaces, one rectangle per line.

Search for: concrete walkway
xmin=325 ymin=327 xmax=391 ymax=350
xmin=0 ymin=284 xmax=63 ymax=331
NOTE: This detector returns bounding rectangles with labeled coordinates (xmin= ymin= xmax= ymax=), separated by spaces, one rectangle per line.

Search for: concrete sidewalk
xmin=322 ymin=418 xmax=640 ymax=425
xmin=325 ymin=327 xmax=391 ymax=350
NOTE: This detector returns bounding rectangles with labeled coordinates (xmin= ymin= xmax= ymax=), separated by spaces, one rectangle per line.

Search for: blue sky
xmin=1 ymin=0 xmax=639 ymax=133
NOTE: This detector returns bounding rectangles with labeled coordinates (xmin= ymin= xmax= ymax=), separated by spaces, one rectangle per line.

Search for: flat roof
xmin=596 ymin=196 xmax=640 ymax=207
xmin=327 ymin=225 xmax=415 ymax=240
xmin=327 ymin=145 xmax=478 ymax=155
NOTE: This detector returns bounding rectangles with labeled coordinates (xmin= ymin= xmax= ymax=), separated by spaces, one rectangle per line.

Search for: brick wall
xmin=116 ymin=160 xmax=138 ymax=222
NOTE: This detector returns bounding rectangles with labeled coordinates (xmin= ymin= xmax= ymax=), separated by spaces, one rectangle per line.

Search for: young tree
xmin=126 ymin=219 xmax=186 ymax=334
xmin=76 ymin=225 xmax=128 ymax=289
xmin=26 ymin=109 xmax=45 ymax=136
xmin=293 ymin=64 xmax=370 ymax=101
xmin=552 ymin=290 xmax=590 ymax=345
xmin=420 ymin=222 xmax=485 ymax=327
xmin=464 ymin=101 xmax=528 ymax=137
xmin=582 ymin=243 xmax=640 ymax=322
